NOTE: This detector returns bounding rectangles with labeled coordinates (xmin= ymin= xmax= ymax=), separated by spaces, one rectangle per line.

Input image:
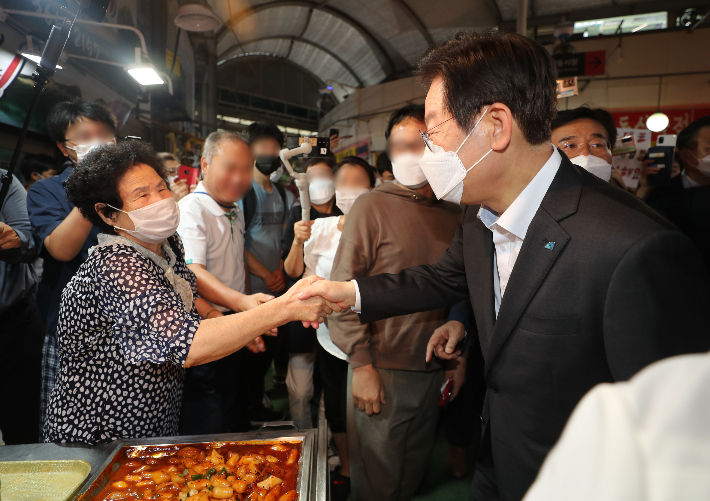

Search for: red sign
xmin=610 ymin=107 xmax=710 ymax=142
xmin=584 ymin=50 xmax=606 ymax=76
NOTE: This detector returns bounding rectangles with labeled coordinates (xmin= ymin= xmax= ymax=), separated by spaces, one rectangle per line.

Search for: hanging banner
xmin=0 ymin=52 xmax=25 ymax=99
xmin=609 ymin=107 xmax=710 ymax=143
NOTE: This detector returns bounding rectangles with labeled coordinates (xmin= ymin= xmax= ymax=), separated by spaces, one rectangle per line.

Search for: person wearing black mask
xmin=238 ymin=122 xmax=295 ymax=426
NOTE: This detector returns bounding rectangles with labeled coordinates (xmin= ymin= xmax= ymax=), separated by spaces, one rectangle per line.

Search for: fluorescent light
xmin=127 ymin=66 xmax=165 ymax=86
xmin=646 ymin=112 xmax=669 ymax=132
xmin=632 ymin=23 xmax=649 ymax=33
xmin=21 ymin=53 xmax=62 ymax=69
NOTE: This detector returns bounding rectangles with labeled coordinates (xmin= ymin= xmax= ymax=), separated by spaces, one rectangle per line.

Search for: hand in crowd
xmin=635 ymin=150 xmax=660 ymax=201
xmin=279 ymin=275 xmax=342 ymax=328
xmin=337 ymin=215 xmax=347 ymax=232
xmin=444 ymin=357 xmax=467 ymax=403
xmin=352 ymin=364 xmax=386 ymax=416
xmin=265 ymin=265 xmax=286 ymax=293
xmin=245 ymin=336 xmax=266 ymax=353
xmin=610 ymin=168 xmax=627 ymax=191
xmin=426 ymin=320 xmax=465 ymax=363
xmin=0 ymin=222 xmax=21 ymax=251
xmin=330 ymin=134 xmax=340 ymax=152
xmin=170 ymin=178 xmax=197 ymax=202
xmin=293 ymin=220 xmax=313 ymax=246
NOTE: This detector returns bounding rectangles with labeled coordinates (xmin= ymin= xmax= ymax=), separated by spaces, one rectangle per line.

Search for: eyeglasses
xmin=419 ymin=117 xmax=454 ymax=152
xmin=559 ymin=140 xmax=611 ymax=156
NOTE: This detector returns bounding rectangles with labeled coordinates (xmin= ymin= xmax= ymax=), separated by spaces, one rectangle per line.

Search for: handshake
xmin=280 ymin=276 xmax=357 ymax=329
xmin=282 ymin=276 xmax=466 ymax=363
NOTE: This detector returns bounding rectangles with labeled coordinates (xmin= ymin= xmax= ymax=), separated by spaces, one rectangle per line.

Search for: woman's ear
xmin=94 ymin=203 xmax=116 ymax=227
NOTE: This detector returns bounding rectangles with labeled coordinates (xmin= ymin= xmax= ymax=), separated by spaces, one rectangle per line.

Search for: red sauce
xmin=89 ymin=441 xmax=301 ymax=501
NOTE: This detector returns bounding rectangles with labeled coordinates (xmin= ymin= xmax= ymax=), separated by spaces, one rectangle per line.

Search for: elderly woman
xmin=43 ymin=141 xmax=336 ymax=444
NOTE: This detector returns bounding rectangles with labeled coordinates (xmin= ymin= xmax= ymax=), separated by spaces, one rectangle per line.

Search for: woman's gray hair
xmin=203 ymin=131 xmax=247 ymax=165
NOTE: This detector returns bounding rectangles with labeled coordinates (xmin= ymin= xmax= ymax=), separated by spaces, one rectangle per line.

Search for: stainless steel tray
xmin=75 ymin=421 xmax=328 ymax=500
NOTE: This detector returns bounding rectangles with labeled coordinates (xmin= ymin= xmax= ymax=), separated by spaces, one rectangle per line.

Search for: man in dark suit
xmin=646 ymin=115 xmax=710 ymax=269
xmin=299 ymin=31 xmax=710 ymax=501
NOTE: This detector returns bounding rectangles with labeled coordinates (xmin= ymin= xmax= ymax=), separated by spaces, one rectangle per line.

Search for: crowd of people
xmin=1 ymin=29 xmax=709 ymax=501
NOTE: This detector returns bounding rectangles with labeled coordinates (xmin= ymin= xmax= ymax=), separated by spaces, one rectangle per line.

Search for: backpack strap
xmin=242 ymin=186 xmax=257 ymax=230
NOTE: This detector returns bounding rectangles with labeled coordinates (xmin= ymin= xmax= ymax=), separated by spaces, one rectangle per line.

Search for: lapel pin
xmin=545 ymin=241 xmax=555 ymax=250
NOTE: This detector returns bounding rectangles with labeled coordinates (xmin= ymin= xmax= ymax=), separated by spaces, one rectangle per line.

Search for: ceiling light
xmin=21 ymin=53 xmax=62 ymax=69
xmin=127 ymin=66 xmax=165 ymax=86
xmin=174 ymin=4 xmax=222 ymax=32
xmin=646 ymin=112 xmax=669 ymax=132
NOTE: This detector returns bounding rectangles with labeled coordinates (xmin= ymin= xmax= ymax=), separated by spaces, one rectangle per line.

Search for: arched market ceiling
xmin=209 ymin=0 xmax=675 ymax=92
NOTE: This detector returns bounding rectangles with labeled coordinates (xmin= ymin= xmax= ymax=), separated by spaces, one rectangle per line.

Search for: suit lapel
xmin=483 ymin=154 xmax=582 ymax=375
xmin=467 ymin=218 xmax=496 ymax=353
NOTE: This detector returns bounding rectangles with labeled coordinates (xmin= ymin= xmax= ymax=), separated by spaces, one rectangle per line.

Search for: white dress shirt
xmin=524 ymin=351 xmax=710 ymax=501
xmin=353 ymin=147 xmax=561 ymax=315
xmin=477 ymin=147 xmax=561 ymax=316
xmin=681 ymin=169 xmax=700 ymax=189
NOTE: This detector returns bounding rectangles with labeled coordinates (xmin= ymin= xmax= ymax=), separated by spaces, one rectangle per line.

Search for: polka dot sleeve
xmin=94 ymin=248 xmax=201 ymax=366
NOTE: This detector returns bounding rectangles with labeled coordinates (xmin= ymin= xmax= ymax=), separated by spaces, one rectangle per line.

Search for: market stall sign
xmin=0 ymin=52 xmax=24 ymax=99
xmin=553 ymin=50 xmax=606 ymax=77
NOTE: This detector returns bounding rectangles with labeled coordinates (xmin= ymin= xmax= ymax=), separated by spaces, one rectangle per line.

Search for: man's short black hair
xmin=385 ymin=104 xmax=425 ymax=140
xmin=334 ymin=156 xmax=376 ymax=188
xmin=551 ymin=106 xmax=618 ymax=147
xmin=65 ymin=141 xmax=166 ymax=232
xmin=244 ymin=122 xmax=285 ymax=147
xmin=417 ymin=31 xmax=557 ymax=146
xmin=305 ymin=156 xmax=336 ymax=171
xmin=20 ymin=154 xmax=59 ymax=181
xmin=677 ymin=115 xmax=710 ymax=152
xmin=376 ymin=151 xmax=392 ymax=176
xmin=46 ymin=99 xmax=117 ymax=144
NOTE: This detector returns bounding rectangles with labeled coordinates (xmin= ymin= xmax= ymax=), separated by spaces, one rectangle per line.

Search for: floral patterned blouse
xmin=43 ymin=234 xmax=201 ymax=444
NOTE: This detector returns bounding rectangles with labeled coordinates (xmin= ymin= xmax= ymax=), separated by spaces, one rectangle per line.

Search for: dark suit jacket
xmin=646 ymin=173 xmax=710 ymax=270
xmin=356 ymin=154 xmax=710 ymax=501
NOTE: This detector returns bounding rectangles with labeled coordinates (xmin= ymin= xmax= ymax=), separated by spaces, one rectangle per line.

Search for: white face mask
xmin=391 ymin=152 xmax=427 ymax=189
xmin=167 ymin=175 xmax=178 ymax=184
xmin=108 ymin=197 xmax=180 ymax=244
xmin=270 ymin=165 xmax=285 ymax=182
xmin=418 ymin=107 xmax=492 ymax=204
xmin=309 ymin=178 xmax=335 ymax=205
xmin=570 ymin=154 xmax=612 ymax=182
xmin=67 ymin=138 xmax=117 ymax=163
xmin=336 ymin=187 xmax=369 ymax=215
xmin=692 ymin=153 xmax=710 ymax=177
xmin=374 ymin=176 xmax=383 ymax=187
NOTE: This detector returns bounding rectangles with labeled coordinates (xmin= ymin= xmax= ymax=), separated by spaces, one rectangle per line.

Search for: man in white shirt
xmin=178 ymin=131 xmax=274 ymax=435
xmin=298 ymin=31 xmax=710 ymax=501
xmin=524 ymin=351 xmax=710 ymax=501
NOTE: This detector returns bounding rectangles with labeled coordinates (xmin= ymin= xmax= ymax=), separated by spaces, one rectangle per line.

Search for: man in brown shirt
xmin=328 ymin=105 xmax=464 ymax=501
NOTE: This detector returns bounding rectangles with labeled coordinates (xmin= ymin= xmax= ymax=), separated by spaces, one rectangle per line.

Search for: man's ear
xmin=486 ymin=103 xmax=514 ymax=152
xmin=94 ymin=203 xmax=116 ymax=227
xmin=57 ymin=141 xmax=70 ymax=158
xmin=200 ymin=156 xmax=208 ymax=173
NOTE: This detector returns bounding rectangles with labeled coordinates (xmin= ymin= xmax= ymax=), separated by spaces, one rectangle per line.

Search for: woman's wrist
xmin=204 ymin=308 xmax=221 ymax=319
